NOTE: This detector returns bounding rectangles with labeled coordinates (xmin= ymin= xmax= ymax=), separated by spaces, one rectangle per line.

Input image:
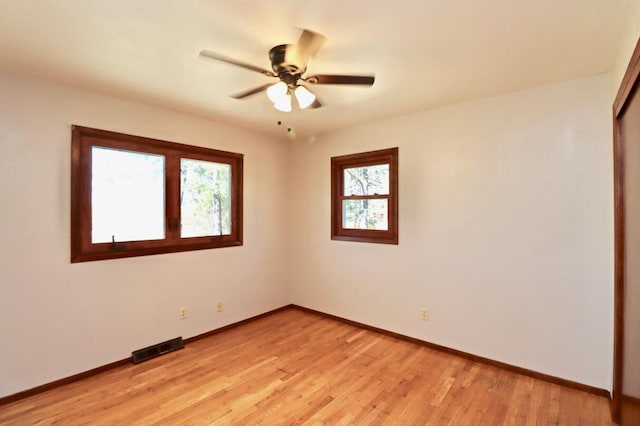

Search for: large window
xmin=331 ymin=147 xmax=398 ymax=244
xmin=71 ymin=125 xmax=243 ymax=262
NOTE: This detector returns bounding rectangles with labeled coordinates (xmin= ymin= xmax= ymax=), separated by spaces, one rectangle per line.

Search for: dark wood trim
xmin=182 ymin=305 xmax=292 ymax=345
xmin=291 ymin=305 xmax=611 ymax=399
xmin=0 ymin=358 xmax=132 ymax=406
xmin=0 ymin=305 xmax=293 ymax=406
xmin=612 ymin=35 xmax=640 ymax=423
xmin=612 ymin=108 xmax=625 ymax=422
xmin=70 ymin=125 xmax=244 ymax=263
xmin=615 ymin=38 xmax=640 ymax=117
xmin=331 ymin=147 xmax=399 ymax=245
xmin=623 ymin=394 xmax=640 ymax=406
xmin=0 ymin=303 xmax=609 ymax=407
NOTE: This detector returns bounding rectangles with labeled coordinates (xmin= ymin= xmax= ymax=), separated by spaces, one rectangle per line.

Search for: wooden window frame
xmin=71 ymin=125 xmax=243 ymax=263
xmin=331 ymin=147 xmax=398 ymax=244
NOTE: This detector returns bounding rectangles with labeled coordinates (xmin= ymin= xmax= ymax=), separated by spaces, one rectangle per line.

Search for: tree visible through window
xmin=331 ymin=147 xmax=398 ymax=244
xmin=71 ymin=126 xmax=243 ymax=262
xmin=343 ymin=163 xmax=390 ymax=230
xmin=180 ymin=159 xmax=231 ymax=238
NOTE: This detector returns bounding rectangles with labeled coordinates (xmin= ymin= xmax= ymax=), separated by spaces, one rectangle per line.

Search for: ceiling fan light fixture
xmin=266 ymin=81 xmax=288 ymax=104
xmin=294 ymin=85 xmax=316 ymax=109
xmin=200 ymin=29 xmax=375 ymax=111
xmin=273 ymin=93 xmax=292 ymax=112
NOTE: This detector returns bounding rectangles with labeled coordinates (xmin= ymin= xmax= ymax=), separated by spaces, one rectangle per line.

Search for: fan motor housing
xmin=269 ymin=44 xmax=305 ymax=81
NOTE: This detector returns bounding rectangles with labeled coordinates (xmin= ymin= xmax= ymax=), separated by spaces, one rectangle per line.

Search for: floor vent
xmin=132 ymin=337 xmax=184 ymax=364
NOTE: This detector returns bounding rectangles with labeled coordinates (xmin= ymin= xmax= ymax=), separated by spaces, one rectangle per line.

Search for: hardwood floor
xmin=621 ymin=397 xmax=640 ymax=425
xmin=0 ymin=308 xmax=613 ymax=425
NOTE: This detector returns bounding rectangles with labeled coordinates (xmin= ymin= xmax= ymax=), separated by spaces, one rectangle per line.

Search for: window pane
xmin=344 ymin=164 xmax=389 ymax=196
xmin=180 ymin=159 xmax=231 ymax=238
xmin=91 ymin=147 xmax=165 ymax=243
xmin=342 ymin=199 xmax=388 ymax=230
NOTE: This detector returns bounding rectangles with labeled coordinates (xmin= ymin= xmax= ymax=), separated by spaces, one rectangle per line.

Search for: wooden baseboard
xmin=0 ymin=305 xmax=293 ymax=406
xmin=183 ymin=305 xmax=292 ymax=345
xmin=623 ymin=394 xmax=640 ymax=406
xmin=0 ymin=358 xmax=131 ymax=406
xmin=0 ymin=303 xmax=610 ymax=406
xmin=291 ymin=305 xmax=611 ymax=400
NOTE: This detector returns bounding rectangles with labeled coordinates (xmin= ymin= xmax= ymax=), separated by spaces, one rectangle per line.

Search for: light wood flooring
xmin=0 ymin=308 xmax=614 ymax=425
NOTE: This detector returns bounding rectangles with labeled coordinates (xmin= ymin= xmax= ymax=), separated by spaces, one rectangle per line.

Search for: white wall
xmin=0 ymin=70 xmax=616 ymax=397
xmin=291 ymin=74 xmax=614 ymax=390
xmin=0 ymin=72 xmax=291 ymax=398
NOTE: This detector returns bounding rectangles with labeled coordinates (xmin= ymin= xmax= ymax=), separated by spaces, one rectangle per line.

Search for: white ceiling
xmin=0 ymin=1 xmax=630 ymax=141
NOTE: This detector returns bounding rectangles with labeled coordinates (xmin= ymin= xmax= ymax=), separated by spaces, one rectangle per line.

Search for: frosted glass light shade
xmin=267 ymin=82 xmax=288 ymax=103
xmin=294 ymin=86 xmax=316 ymax=109
xmin=273 ymin=94 xmax=292 ymax=112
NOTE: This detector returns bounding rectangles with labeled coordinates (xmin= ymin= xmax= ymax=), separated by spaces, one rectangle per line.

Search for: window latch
xmin=109 ymin=235 xmax=125 ymax=251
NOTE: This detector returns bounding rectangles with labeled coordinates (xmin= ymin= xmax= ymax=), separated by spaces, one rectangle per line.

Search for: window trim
xmin=71 ymin=125 xmax=243 ymax=263
xmin=331 ymin=147 xmax=398 ymax=244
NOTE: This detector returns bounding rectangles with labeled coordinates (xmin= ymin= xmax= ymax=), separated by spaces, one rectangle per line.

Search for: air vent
xmin=132 ymin=337 xmax=184 ymax=364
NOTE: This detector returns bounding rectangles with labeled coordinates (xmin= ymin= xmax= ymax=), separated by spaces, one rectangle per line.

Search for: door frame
xmin=612 ymin=35 xmax=640 ymax=423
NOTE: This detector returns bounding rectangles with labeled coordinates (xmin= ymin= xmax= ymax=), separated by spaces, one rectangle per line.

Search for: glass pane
xmin=342 ymin=199 xmax=388 ymax=230
xmin=344 ymin=164 xmax=389 ymax=196
xmin=91 ymin=147 xmax=165 ymax=243
xmin=180 ymin=159 xmax=231 ymax=238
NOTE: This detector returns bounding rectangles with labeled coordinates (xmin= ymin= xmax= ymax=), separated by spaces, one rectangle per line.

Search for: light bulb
xmin=267 ymin=82 xmax=288 ymax=103
xmin=273 ymin=94 xmax=292 ymax=112
xmin=294 ymin=86 xmax=316 ymax=109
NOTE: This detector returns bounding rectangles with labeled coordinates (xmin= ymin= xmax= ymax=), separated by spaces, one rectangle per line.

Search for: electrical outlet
xmin=421 ymin=307 xmax=429 ymax=321
xmin=180 ymin=307 xmax=187 ymax=319
xmin=216 ymin=301 xmax=223 ymax=312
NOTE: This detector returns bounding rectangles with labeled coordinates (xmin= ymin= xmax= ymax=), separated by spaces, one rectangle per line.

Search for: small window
xmin=331 ymin=147 xmax=398 ymax=244
xmin=71 ymin=126 xmax=243 ymax=262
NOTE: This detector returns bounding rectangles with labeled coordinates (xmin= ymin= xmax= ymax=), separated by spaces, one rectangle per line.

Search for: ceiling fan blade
xmin=230 ymin=83 xmax=274 ymax=99
xmin=305 ymin=74 xmax=375 ymax=86
xmin=296 ymin=29 xmax=327 ymax=59
xmin=286 ymin=29 xmax=327 ymax=70
xmin=199 ymin=50 xmax=276 ymax=77
xmin=308 ymin=98 xmax=322 ymax=109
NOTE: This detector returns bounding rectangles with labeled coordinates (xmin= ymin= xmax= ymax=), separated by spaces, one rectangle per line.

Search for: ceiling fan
xmin=199 ymin=29 xmax=375 ymax=112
